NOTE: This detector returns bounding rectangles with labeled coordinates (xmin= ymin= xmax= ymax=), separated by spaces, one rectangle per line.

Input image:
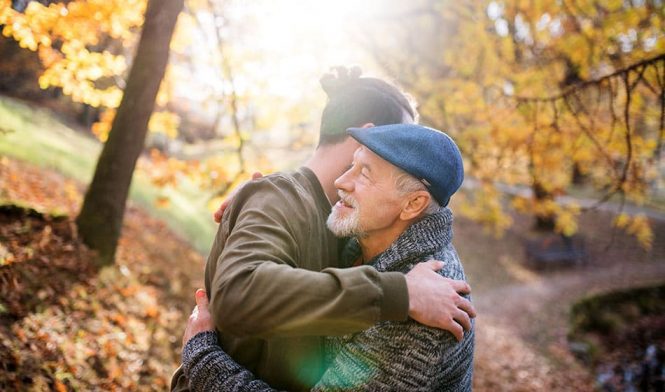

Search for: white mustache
xmin=337 ymin=190 xmax=358 ymax=208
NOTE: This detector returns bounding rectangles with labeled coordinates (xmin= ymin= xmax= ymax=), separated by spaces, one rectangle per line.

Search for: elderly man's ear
xmin=400 ymin=191 xmax=432 ymax=220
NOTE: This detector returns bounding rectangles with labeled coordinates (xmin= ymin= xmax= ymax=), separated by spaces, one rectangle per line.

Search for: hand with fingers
xmin=404 ymin=260 xmax=476 ymax=341
xmin=213 ymin=172 xmax=264 ymax=223
xmin=182 ymin=289 xmax=214 ymax=348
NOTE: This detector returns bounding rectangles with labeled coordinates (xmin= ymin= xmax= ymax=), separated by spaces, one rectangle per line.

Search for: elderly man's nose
xmin=334 ymin=172 xmax=353 ymax=191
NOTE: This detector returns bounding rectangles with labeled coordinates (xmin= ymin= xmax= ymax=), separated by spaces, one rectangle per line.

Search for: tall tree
xmin=76 ymin=0 xmax=184 ymax=265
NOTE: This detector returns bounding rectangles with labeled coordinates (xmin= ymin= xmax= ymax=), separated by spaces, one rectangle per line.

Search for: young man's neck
xmin=304 ymin=138 xmax=359 ymax=204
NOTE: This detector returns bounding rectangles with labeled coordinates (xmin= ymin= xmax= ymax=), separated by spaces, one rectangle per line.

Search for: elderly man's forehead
xmin=354 ymin=145 xmax=380 ymax=162
xmin=353 ymin=145 xmax=400 ymax=173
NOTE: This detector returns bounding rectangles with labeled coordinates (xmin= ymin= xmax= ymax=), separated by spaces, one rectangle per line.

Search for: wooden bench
xmin=525 ymin=234 xmax=587 ymax=268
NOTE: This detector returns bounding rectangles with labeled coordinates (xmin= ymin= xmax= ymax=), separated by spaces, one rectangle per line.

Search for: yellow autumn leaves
xmin=2 ymin=0 xmax=662 ymax=248
xmin=381 ymin=0 xmax=664 ymax=248
xmin=1 ymin=0 xmax=179 ymax=139
xmin=614 ymin=213 xmax=654 ymax=249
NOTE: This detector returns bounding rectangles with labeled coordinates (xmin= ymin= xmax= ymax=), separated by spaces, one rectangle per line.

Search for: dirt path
xmin=480 ymin=259 xmax=665 ymax=330
xmin=459 ymin=209 xmax=665 ymax=391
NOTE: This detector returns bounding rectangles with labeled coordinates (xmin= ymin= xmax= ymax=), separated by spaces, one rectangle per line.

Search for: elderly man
xmin=181 ymin=124 xmax=474 ymax=391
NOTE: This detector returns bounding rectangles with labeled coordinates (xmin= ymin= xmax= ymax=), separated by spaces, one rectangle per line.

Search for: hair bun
xmin=320 ymin=65 xmax=363 ymax=98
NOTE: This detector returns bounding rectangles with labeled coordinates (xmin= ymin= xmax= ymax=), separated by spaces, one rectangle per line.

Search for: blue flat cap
xmin=348 ymin=124 xmax=464 ymax=207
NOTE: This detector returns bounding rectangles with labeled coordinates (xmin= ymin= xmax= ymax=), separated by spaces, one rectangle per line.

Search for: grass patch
xmin=0 ymin=97 xmax=99 ymax=181
xmin=0 ymin=95 xmax=216 ymax=253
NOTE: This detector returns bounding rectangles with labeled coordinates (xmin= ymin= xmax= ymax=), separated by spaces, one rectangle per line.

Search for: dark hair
xmin=318 ymin=66 xmax=417 ymax=146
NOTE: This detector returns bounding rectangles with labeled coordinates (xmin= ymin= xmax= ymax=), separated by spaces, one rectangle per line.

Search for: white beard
xmin=326 ymin=192 xmax=365 ymax=238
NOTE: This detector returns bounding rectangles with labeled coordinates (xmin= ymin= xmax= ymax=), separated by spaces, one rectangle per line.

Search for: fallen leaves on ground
xmin=0 ymin=158 xmax=204 ymax=390
xmin=473 ymin=317 xmax=593 ymax=391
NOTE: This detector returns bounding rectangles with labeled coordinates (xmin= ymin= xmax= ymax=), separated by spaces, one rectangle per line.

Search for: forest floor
xmin=0 ymin=158 xmax=204 ymax=390
xmin=0 ymin=156 xmax=664 ymax=391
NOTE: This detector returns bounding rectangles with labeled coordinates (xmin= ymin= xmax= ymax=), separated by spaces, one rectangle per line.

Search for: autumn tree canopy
xmin=0 ymin=0 xmax=181 ymax=140
xmin=2 ymin=0 xmax=662 ymax=248
xmin=365 ymin=0 xmax=663 ymax=247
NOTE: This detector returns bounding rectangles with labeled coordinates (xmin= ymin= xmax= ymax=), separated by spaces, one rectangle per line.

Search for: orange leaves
xmin=145 ymin=305 xmax=160 ymax=319
xmin=0 ymin=157 xmax=205 ymax=390
xmin=63 ymin=181 xmax=82 ymax=207
xmin=91 ymin=109 xmax=115 ymax=142
xmin=148 ymin=111 xmax=181 ymax=139
xmin=0 ymin=243 xmax=15 ymax=266
xmin=1 ymin=0 xmax=145 ymax=108
xmin=134 ymin=147 xmax=267 ymax=216
xmin=53 ymin=380 xmax=67 ymax=392
xmin=13 ymin=328 xmax=27 ymax=343
xmin=0 ymin=159 xmax=79 ymax=216
xmin=118 ymin=284 xmax=138 ymax=298
xmin=93 ymin=109 xmax=180 ymax=142
xmin=109 ymin=313 xmax=127 ymax=327
xmin=140 ymin=149 xmax=194 ymax=188
xmin=155 ymin=196 xmax=171 ymax=209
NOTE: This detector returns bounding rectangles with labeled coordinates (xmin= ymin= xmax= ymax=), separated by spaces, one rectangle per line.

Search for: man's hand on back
xmin=404 ymin=260 xmax=476 ymax=341
xmin=213 ymin=172 xmax=264 ymax=223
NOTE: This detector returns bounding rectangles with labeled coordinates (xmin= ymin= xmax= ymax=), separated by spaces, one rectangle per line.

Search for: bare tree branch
xmin=510 ymin=53 xmax=665 ymax=103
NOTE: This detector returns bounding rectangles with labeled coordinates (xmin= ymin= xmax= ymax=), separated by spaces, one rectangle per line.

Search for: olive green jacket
xmin=172 ymin=167 xmax=408 ymax=391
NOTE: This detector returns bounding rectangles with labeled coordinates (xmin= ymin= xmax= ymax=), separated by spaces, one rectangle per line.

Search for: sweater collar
xmin=345 ymin=208 xmax=454 ymax=273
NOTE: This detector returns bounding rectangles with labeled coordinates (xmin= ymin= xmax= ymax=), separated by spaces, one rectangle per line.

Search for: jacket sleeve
xmin=182 ymin=331 xmax=279 ymax=392
xmin=206 ymin=179 xmax=408 ymax=338
xmin=311 ymin=321 xmax=474 ymax=392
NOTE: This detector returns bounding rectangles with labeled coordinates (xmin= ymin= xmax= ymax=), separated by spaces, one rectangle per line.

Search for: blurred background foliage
xmin=2 ymin=0 xmax=663 ymax=248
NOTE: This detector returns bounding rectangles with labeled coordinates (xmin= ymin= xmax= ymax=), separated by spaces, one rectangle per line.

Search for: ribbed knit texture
xmin=182 ymin=208 xmax=474 ymax=391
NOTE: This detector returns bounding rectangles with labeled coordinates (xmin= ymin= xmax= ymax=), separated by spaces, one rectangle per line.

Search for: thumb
xmin=251 ymin=172 xmax=263 ymax=180
xmin=214 ymin=199 xmax=229 ymax=222
xmin=213 ymin=209 xmax=223 ymax=223
xmin=195 ymin=289 xmax=208 ymax=309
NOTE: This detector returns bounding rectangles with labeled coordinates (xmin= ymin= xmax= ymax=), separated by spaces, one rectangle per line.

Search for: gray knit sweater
xmin=182 ymin=208 xmax=474 ymax=391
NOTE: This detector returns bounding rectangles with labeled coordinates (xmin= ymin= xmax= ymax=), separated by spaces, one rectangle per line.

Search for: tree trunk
xmin=76 ymin=0 xmax=184 ymax=266
xmin=533 ymin=181 xmax=556 ymax=231
xmin=571 ymin=162 xmax=587 ymax=185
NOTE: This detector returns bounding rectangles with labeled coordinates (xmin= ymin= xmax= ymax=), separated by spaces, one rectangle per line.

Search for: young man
xmin=181 ymin=124 xmax=474 ymax=391
xmin=171 ymin=68 xmax=475 ymax=391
